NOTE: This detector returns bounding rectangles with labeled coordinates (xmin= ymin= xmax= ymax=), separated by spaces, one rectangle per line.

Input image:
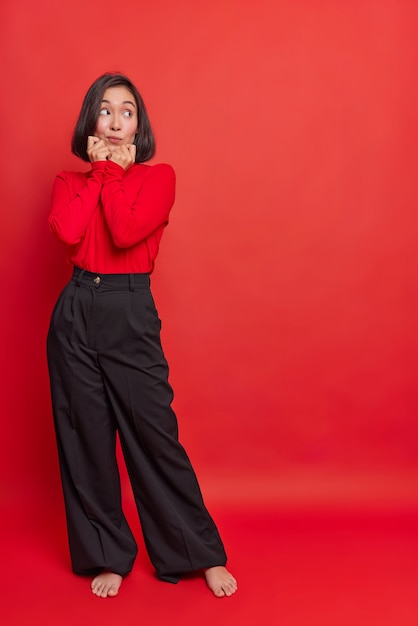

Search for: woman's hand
xmin=108 ymin=144 xmax=136 ymax=170
xmin=87 ymin=136 xmax=111 ymax=162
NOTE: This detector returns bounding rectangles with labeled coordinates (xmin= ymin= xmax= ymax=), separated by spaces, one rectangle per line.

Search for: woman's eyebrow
xmin=101 ymin=99 xmax=136 ymax=107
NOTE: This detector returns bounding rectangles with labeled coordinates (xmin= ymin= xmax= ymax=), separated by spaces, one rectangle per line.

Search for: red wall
xmin=1 ymin=0 xmax=417 ymax=506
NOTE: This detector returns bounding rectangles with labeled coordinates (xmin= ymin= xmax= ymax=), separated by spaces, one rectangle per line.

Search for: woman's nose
xmin=110 ymin=116 xmax=121 ymax=131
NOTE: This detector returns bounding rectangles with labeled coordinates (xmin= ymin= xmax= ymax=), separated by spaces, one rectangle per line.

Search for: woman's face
xmin=95 ymin=86 xmax=138 ymax=148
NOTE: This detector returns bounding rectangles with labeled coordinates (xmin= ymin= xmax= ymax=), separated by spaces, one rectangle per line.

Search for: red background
xmin=1 ymin=1 xmax=418 ymax=623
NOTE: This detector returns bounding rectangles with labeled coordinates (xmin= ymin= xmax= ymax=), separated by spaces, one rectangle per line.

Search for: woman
xmin=47 ymin=72 xmax=237 ymax=599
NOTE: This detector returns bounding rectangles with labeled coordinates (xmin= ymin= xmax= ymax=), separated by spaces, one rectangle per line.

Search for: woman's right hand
xmin=87 ymin=136 xmax=111 ymax=162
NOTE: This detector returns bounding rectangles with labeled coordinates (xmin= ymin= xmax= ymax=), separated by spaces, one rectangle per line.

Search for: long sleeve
xmin=48 ymin=161 xmax=106 ymax=245
xmin=100 ymin=161 xmax=176 ymax=248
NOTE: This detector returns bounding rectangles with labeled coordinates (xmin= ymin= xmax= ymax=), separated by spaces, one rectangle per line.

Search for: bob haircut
xmin=71 ymin=73 xmax=155 ymax=164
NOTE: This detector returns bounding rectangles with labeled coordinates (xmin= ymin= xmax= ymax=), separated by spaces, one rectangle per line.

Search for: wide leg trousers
xmin=46 ymin=267 xmax=227 ymax=582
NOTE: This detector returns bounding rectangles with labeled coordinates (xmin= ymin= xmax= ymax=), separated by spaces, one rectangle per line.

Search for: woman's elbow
xmin=49 ymin=219 xmax=82 ymax=245
xmin=110 ymin=232 xmax=138 ymax=248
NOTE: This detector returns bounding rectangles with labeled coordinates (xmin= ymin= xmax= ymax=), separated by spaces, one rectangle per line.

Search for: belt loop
xmin=129 ymin=274 xmax=134 ymax=291
xmin=76 ymin=269 xmax=85 ymax=286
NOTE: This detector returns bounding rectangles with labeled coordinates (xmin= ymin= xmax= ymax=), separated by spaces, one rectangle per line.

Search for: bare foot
xmin=91 ymin=571 xmax=123 ymax=598
xmin=205 ymin=566 xmax=238 ymax=598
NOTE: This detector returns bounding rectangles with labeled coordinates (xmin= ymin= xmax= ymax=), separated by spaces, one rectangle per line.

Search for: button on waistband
xmin=93 ymin=276 xmax=101 ymax=285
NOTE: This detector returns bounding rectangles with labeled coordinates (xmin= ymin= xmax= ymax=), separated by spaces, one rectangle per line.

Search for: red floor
xmin=3 ymin=484 xmax=418 ymax=626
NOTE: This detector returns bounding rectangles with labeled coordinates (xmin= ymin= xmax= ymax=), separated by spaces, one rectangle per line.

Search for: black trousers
xmin=46 ymin=267 xmax=227 ymax=582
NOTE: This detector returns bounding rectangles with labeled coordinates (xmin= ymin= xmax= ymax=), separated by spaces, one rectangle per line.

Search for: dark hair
xmin=71 ymin=73 xmax=155 ymax=163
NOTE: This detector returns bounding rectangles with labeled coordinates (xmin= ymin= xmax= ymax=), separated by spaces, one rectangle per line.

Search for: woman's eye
xmin=123 ymin=110 xmax=133 ymax=117
xmin=99 ymin=108 xmax=110 ymax=115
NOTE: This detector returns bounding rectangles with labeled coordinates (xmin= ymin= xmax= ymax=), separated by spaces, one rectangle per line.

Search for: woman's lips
xmin=107 ymin=137 xmax=122 ymax=145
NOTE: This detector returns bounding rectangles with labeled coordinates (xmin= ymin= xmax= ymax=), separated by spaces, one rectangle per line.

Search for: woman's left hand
xmin=108 ymin=144 xmax=136 ymax=170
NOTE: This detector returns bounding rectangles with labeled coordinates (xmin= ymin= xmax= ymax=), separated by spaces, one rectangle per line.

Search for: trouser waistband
xmin=72 ymin=266 xmax=150 ymax=290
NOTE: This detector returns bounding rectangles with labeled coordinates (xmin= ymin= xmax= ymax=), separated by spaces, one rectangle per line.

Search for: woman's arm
xmin=48 ymin=162 xmax=106 ymax=245
xmin=101 ymin=161 xmax=176 ymax=248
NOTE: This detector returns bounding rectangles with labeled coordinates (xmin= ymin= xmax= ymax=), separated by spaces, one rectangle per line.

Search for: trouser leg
xmin=47 ymin=282 xmax=137 ymax=576
xmin=98 ymin=287 xmax=227 ymax=581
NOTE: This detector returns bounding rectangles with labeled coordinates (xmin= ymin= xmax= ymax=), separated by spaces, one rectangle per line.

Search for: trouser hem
xmin=156 ymin=559 xmax=228 ymax=584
